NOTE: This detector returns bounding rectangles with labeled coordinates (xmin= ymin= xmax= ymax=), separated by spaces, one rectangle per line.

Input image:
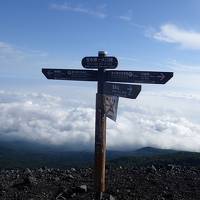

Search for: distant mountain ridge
xmin=131 ymin=146 xmax=178 ymax=156
xmin=0 ymin=140 xmax=200 ymax=168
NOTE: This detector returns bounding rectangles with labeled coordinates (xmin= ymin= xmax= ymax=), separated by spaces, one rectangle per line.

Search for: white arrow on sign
xmin=159 ymin=73 xmax=165 ymax=81
xmin=104 ymin=95 xmax=119 ymax=122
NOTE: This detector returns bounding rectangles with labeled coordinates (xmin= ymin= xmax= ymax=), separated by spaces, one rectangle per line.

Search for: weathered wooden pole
xmin=94 ymin=51 xmax=107 ymax=200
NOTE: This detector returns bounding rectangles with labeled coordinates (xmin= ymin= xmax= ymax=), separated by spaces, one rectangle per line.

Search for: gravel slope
xmin=0 ymin=165 xmax=200 ymax=200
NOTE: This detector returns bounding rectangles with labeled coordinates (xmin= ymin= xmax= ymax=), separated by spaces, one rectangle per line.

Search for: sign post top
xmin=98 ymin=51 xmax=107 ymax=57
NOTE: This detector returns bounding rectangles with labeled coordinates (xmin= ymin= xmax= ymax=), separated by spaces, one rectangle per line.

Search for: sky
xmin=0 ymin=0 xmax=200 ymax=152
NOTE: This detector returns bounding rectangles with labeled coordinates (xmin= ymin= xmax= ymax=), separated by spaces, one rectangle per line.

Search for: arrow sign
xmin=103 ymin=82 xmax=141 ymax=99
xmin=82 ymin=56 xmax=118 ymax=69
xmin=104 ymin=95 xmax=119 ymax=121
xmin=42 ymin=68 xmax=98 ymax=81
xmin=105 ymin=70 xmax=173 ymax=84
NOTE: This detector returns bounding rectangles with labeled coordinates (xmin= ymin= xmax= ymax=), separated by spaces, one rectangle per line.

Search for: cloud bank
xmin=50 ymin=3 xmax=107 ymax=19
xmin=0 ymin=90 xmax=200 ymax=152
xmin=153 ymin=24 xmax=200 ymax=50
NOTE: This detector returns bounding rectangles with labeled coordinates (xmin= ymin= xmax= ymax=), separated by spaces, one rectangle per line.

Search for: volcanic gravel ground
xmin=0 ymin=165 xmax=200 ymax=199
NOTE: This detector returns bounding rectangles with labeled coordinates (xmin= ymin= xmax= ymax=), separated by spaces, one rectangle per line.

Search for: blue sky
xmin=1 ymin=0 xmax=200 ymax=71
xmin=0 ymin=1 xmax=200 ymax=151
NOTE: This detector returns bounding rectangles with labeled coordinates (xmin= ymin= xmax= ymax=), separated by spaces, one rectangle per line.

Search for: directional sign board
xmin=103 ymin=82 xmax=141 ymax=99
xmin=82 ymin=56 xmax=118 ymax=69
xmin=42 ymin=68 xmax=98 ymax=81
xmin=106 ymin=70 xmax=173 ymax=84
xmin=104 ymin=95 xmax=119 ymax=121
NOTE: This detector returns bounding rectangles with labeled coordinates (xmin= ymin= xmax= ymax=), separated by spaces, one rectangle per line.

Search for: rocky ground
xmin=0 ymin=165 xmax=200 ymax=200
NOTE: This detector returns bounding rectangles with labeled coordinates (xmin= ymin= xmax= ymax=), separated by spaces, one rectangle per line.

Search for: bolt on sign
xmin=42 ymin=51 xmax=173 ymax=200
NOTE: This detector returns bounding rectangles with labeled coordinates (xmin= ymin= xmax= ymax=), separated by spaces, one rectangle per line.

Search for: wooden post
xmin=94 ymin=51 xmax=107 ymax=200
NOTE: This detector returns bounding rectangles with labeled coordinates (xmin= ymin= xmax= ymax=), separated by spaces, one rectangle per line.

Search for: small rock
xmin=71 ymin=193 xmax=76 ymax=197
xmin=65 ymin=174 xmax=74 ymax=180
xmin=101 ymin=193 xmax=115 ymax=200
xmin=56 ymin=193 xmax=66 ymax=200
xmin=24 ymin=168 xmax=32 ymax=175
xmin=38 ymin=168 xmax=43 ymax=173
xmin=76 ymin=185 xmax=87 ymax=193
xmin=71 ymin=168 xmax=76 ymax=172
xmin=54 ymin=177 xmax=60 ymax=182
xmin=151 ymin=165 xmax=157 ymax=172
xmin=109 ymin=194 xmax=115 ymax=200
xmin=167 ymin=164 xmax=175 ymax=170
xmin=126 ymin=189 xmax=131 ymax=193
xmin=25 ymin=176 xmax=37 ymax=186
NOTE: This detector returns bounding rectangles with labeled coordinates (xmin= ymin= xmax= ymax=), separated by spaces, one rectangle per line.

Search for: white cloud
xmin=119 ymin=56 xmax=137 ymax=62
xmin=167 ymin=59 xmax=200 ymax=72
xmin=0 ymin=91 xmax=95 ymax=149
xmin=0 ymin=41 xmax=49 ymax=78
xmin=50 ymin=3 xmax=107 ymax=19
xmin=118 ymin=10 xmax=132 ymax=22
xmin=153 ymin=24 xmax=200 ymax=50
xmin=111 ymin=109 xmax=200 ymax=152
xmin=118 ymin=10 xmax=146 ymax=29
xmin=146 ymin=91 xmax=200 ymax=103
xmin=119 ymin=16 xmax=131 ymax=21
xmin=0 ymin=41 xmax=47 ymax=66
xmin=130 ymin=22 xmax=146 ymax=29
xmin=0 ymin=41 xmax=26 ymax=62
xmin=1 ymin=90 xmax=200 ymax=152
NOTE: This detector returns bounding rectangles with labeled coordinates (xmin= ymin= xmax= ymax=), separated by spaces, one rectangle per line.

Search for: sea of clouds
xmin=0 ymin=90 xmax=200 ymax=152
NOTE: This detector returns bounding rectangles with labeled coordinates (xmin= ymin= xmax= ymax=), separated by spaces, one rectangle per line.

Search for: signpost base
xmin=95 ymin=191 xmax=103 ymax=200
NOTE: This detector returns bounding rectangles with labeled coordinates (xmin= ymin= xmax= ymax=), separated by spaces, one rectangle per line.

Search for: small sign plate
xmin=104 ymin=95 xmax=119 ymax=121
xmin=82 ymin=56 xmax=118 ymax=69
xmin=103 ymin=82 xmax=141 ymax=99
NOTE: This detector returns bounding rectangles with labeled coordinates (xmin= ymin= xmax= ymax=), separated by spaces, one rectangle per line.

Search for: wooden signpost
xmin=42 ymin=51 xmax=173 ymax=200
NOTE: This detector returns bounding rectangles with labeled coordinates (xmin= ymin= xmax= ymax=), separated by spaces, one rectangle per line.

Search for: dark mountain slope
xmin=0 ymin=140 xmax=199 ymax=168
